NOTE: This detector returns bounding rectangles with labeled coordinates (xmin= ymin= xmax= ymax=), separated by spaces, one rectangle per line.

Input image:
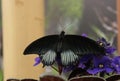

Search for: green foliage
xmin=0 ymin=70 xmax=3 ymax=81
xmin=45 ymin=0 xmax=83 ymax=33
xmin=47 ymin=0 xmax=83 ymax=19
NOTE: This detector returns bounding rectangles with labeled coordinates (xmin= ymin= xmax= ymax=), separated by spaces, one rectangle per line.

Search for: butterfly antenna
xmin=58 ymin=18 xmax=73 ymax=33
xmin=58 ymin=24 xmax=73 ymax=34
xmin=64 ymin=23 xmax=73 ymax=32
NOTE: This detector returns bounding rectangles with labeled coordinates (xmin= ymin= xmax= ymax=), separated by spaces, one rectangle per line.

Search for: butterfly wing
xmin=60 ymin=35 xmax=106 ymax=66
xmin=62 ymin=35 xmax=106 ymax=55
xmin=61 ymin=50 xmax=79 ymax=66
xmin=23 ymin=34 xmax=106 ymax=66
xmin=24 ymin=34 xmax=105 ymax=55
xmin=24 ymin=35 xmax=58 ymax=55
xmin=24 ymin=35 xmax=59 ymax=66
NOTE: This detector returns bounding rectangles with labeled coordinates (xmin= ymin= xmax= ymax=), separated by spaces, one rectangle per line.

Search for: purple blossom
xmin=78 ymin=63 xmax=86 ymax=69
xmin=97 ymin=38 xmax=116 ymax=54
xmin=78 ymin=54 xmax=94 ymax=69
xmin=63 ymin=66 xmax=75 ymax=73
xmin=97 ymin=38 xmax=110 ymax=47
xmin=111 ymin=56 xmax=120 ymax=73
xmin=81 ymin=33 xmax=88 ymax=37
xmin=34 ymin=57 xmax=41 ymax=66
xmin=87 ymin=56 xmax=113 ymax=74
xmin=105 ymin=46 xmax=116 ymax=54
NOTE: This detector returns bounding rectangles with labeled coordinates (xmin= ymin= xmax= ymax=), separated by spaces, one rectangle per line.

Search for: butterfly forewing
xmin=24 ymin=33 xmax=105 ymax=56
xmin=24 ymin=35 xmax=58 ymax=55
xmin=62 ymin=35 xmax=106 ymax=55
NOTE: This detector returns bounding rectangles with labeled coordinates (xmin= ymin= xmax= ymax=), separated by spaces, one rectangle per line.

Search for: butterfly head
xmin=59 ymin=31 xmax=65 ymax=39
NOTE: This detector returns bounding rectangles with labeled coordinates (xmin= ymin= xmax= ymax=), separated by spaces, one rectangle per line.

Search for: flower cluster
xmin=77 ymin=37 xmax=120 ymax=75
xmin=33 ymin=35 xmax=120 ymax=78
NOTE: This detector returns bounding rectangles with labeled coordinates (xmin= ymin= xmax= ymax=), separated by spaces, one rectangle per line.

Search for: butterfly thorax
xmin=56 ymin=31 xmax=65 ymax=53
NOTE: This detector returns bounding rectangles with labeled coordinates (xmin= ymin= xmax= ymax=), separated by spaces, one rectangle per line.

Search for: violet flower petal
xmin=81 ymin=33 xmax=87 ymax=37
xmin=34 ymin=57 xmax=41 ymax=66
xmin=105 ymin=68 xmax=113 ymax=73
xmin=106 ymin=46 xmax=116 ymax=54
xmin=87 ymin=68 xmax=104 ymax=74
xmin=111 ymin=56 xmax=120 ymax=73
xmin=78 ymin=63 xmax=86 ymax=69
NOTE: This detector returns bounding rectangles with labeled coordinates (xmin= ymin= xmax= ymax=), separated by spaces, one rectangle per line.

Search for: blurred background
xmin=0 ymin=0 xmax=3 ymax=80
xmin=0 ymin=0 xmax=118 ymax=80
xmin=44 ymin=0 xmax=118 ymax=77
xmin=45 ymin=0 xmax=117 ymax=46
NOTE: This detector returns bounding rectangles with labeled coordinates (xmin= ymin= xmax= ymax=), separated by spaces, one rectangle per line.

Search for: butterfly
xmin=23 ymin=31 xmax=106 ymax=74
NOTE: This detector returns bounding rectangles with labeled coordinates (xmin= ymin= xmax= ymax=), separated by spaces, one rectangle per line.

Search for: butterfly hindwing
xmin=61 ymin=50 xmax=79 ymax=66
xmin=42 ymin=50 xmax=56 ymax=66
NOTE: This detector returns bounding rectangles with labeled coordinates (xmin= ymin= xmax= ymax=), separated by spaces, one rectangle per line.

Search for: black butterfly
xmin=24 ymin=31 xmax=106 ymax=74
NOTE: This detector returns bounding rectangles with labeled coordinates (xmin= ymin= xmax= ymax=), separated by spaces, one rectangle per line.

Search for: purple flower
xmin=81 ymin=33 xmax=88 ymax=37
xmin=105 ymin=46 xmax=116 ymax=54
xmin=97 ymin=38 xmax=116 ymax=54
xmin=97 ymin=38 xmax=110 ymax=47
xmin=87 ymin=56 xmax=113 ymax=74
xmin=111 ymin=56 xmax=120 ymax=73
xmin=34 ymin=57 xmax=41 ymax=66
xmin=78 ymin=54 xmax=94 ymax=69
xmin=63 ymin=65 xmax=75 ymax=73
